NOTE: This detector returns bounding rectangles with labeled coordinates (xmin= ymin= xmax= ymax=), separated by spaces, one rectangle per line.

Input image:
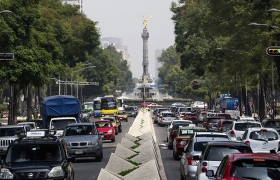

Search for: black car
xmin=262 ymin=120 xmax=280 ymax=134
xmin=1 ymin=130 xmax=75 ymax=180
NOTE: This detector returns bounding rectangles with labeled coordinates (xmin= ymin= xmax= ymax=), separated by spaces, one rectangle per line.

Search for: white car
xmin=237 ymin=116 xmax=258 ymax=122
xmin=226 ymin=121 xmax=262 ymax=141
xmin=238 ymin=127 xmax=280 ymax=153
xmin=192 ymin=101 xmax=207 ymax=109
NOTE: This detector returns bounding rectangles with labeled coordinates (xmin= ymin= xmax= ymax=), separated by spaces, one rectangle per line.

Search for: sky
xmin=83 ymin=0 xmax=176 ymax=79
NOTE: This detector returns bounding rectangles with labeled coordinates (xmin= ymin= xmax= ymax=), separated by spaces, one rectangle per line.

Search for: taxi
xmin=172 ymin=125 xmax=206 ymax=160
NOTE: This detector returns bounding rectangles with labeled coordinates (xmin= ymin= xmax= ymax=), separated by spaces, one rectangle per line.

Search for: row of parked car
xmin=150 ymin=106 xmax=280 ymax=180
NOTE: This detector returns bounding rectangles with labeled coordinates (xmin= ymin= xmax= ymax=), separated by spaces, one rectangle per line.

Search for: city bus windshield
xmin=94 ymin=100 xmax=101 ymax=110
xmin=101 ymin=98 xmax=117 ymax=110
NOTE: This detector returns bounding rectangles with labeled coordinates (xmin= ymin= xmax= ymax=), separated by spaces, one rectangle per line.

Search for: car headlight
xmin=88 ymin=141 xmax=98 ymax=146
xmin=66 ymin=142 xmax=71 ymax=146
xmin=0 ymin=168 xmax=13 ymax=179
xmin=48 ymin=166 xmax=64 ymax=178
xmin=180 ymin=141 xmax=187 ymax=146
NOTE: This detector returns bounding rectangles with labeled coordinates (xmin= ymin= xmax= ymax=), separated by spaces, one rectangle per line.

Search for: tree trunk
xmin=27 ymin=84 xmax=33 ymax=121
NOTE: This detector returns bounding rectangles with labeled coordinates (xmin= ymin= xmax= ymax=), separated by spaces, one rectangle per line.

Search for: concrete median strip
xmin=97 ymin=109 xmax=167 ymax=180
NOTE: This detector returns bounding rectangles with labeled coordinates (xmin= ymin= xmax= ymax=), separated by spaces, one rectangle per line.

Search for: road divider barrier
xmin=97 ymin=109 xmax=167 ymax=180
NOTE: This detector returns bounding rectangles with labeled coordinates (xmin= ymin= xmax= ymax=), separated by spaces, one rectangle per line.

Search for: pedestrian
xmin=269 ymin=108 xmax=273 ymax=119
xmin=221 ymin=100 xmax=226 ymax=113
xmin=274 ymin=107 xmax=277 ymax=119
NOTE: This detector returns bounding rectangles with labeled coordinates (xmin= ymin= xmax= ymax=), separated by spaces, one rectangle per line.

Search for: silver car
xmin=180 ymin=132 xmax=230 ymax=179
xmin=158 ymin=112 xmax=175 ymax=126
xmin=63 ymin=123 xmax=104 ymax=162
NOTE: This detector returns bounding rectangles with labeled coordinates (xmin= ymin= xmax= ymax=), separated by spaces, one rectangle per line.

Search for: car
xmin=237 ymin=116 xmax=257 ymax=121
xmin=166 ymin=120 xmax=193 ymax=149
xmin=63 ymin=123 xmax=103 ymax=162
xmin=212 ymin=113 xmax=232 ymax=120
xmin=158 ymin=111 xmax=175 ymax=126
xmin=153 ymin=108 xmax=169 ymax=124
xmin=115 ymin=110 xmax=128 ymax=122
xmin=27 ymin=119 xmax=44 ymax=129
xmin=141 ymin=102 xmax=153 ymax=107
xmin=215 ymin=119 xmax=234 ymax=133
xmin=100 ymin=116 xmax=122 ymax=135
xmin=147 ymin=103 xmax=164 ymax=109
xmin=0 ymin=125 xmax=32 ymax=158
xmin=1 ymin=130 xmax=75 ymax=180
xmin=206 ymin=153 xmax=280 ymax=180
xmin=226 ymin=121 xmax=262 ymax=141
xmin=17 ymin=122 xmax=37 ymax=129
xmin=191 ymin=101 xmax=207 ymax=109
xmin=180 ymin=132 xmax=230 ymax=179
xmin=198 ymin=111 xmax=207 ymax=123
xmin=262 ymin=120 xmax=280 ymax=133
xmin=238 ymin=127 xmax=280 ymax=153
xmin=203 ymin=116 xmax=225 ymax=132
xmin=124 ymin=106 xmax=137 ymax=117
xmin=172 ymin=126 xmax=206 ymax=160
xmin=196 ymin=141 xmax=252 ymax=180
xmin=94 ymin=120 xmax=116 ymax=142
xmin=183 ymin=112 xmax=199 ymax=126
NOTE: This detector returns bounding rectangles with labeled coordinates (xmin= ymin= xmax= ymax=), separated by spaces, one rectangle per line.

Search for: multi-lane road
xmin=74 ymin=115 xmax=182 ymax=180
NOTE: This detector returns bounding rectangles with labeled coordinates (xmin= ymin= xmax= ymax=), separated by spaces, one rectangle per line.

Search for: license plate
xmin=3 ymin=147 xmax=7 ymax=151
xmin=75 ymin=150 xmax=83 ymax=154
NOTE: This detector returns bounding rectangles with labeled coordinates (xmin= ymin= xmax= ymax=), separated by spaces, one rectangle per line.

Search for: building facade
xmin=100 ymin=37 xmax=130 ymax=65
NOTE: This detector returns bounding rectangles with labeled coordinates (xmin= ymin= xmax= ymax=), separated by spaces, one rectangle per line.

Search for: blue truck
xmin=42 ymin=95 xmax=81 ymax=136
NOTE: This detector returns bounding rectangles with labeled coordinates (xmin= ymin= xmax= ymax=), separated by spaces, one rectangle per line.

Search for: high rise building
xmin=155 ymin=49 xmax=164 ymax=80
xmin=100 ymin=37 xmax=130 ymax=66
xmin=62 ymin=0 xmax=83 ymax=13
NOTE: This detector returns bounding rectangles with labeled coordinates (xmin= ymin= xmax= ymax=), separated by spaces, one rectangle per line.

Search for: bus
xmin=219 ymin=96 xmax=239 ymax=111
xmin=93 ymin=97 xmax=101 ymax=117
xmin=117 ymin=97 xmax=124 ymax=111
xmin=83 ymin=102 xmax=93 ymax=111
xmin=100 ymin=96 xmax=118 ymax=116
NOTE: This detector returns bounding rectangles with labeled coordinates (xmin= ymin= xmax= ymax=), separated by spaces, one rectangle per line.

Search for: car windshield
xmin=264 ymin=121 xmax=280 ymax=127
xmin=205 ymin=146 xmax=252 ymax=161
xmin=100 ymin=118 xmax=114 ymax=122
xmin=230 ymin=159 xmax=280 ymax=180
xmin=162 ymin=113 xmax=175 ymax=117
xmin=234 ymin=123 xmax=261 ymax=131
xmin=249 ymin=130 xmax=278 ymax=141
xmin=18 ymin=123 xmax=35 ymax=129
xmin=208 ymin=119 xmax=220 ymax=123
xmin=6 ymin=144 xmax=62 ymax=163
xmin=51 ymin=119 xmax=76 ymax=130
xmin=125 ymin=107 xmax=134 ymax=111
xmin=64 ymin=125 xmax=96 ymax=136
xmin=95 ymin=121 xmax=112 ymax=127
xmin=194 ymin=141 xmax=208 ymax=151
xmin=0 ymin=127 xmax=24 ymax=136
xmin=222 ymin=121 xmax=233 ymax=126
xmin=174 ymin=123 xmax=192 ymax=130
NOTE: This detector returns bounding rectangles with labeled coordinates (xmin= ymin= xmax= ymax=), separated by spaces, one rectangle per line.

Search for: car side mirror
xmin=236 ymin=137 xmax=242 ymax=141
xmin=206 ymin=170 xmax=214 ymax=177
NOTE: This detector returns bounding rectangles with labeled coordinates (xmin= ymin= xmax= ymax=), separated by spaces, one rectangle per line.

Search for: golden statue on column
xmin=142 ymin=15 xmax=152 ymax=28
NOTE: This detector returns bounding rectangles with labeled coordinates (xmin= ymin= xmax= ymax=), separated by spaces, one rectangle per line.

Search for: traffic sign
xmin=0 ymin=53 xmax=14 ymax=61
xmin=266 ymin=46 xmax=280 ymax=56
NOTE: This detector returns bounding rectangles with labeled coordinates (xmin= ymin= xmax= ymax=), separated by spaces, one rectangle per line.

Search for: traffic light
xmin=266 ymin=46 xmax=280 ymax=56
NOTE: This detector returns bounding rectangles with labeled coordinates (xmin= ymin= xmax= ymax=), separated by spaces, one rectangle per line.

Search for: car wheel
xmin=168 ymin=144 xmax=173 ymax=150
xmin=115 ymin=130 xmax=118 ymax=135
xmin=111 ymin=137 xmax=115 ymax=142
xmin=173 ymin=150 xmax=179 ymax=160
xmin=118 ymin=128 xmax=122 ymax=133
xmin=95 ymin=155 xmax=102 ymax=162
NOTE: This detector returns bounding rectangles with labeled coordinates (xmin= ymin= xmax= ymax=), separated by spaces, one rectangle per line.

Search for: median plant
xmin=118 ymin=166 xmax=139 ymax=176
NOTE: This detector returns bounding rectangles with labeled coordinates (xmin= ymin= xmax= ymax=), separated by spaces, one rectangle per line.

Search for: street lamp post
xmin=248 ymin=22 xmax=276 ymax=119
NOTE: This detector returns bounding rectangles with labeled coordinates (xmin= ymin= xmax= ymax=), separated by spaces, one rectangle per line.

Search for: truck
xmin=42 ymin=95 xmax=81 ymax=136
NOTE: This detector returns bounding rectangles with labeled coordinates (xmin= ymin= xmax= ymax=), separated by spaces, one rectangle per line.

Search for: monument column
xmin=142 ymin=27 xmax=149 ymax=76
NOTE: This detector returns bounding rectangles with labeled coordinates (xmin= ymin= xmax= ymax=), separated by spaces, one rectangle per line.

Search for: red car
xmin=206 ymin=153 xmax=280 ymax=180
xmin=183 ymin=112 xmax=198 ymax=125
xmin=94 ymin=120 xmax=115 ymax=142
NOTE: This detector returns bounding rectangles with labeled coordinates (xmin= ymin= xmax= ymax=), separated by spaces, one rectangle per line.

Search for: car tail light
xmin=201 ymin=167 xmax=207 ymax=172
xmin=187 ymin=156 xmax=192 ymax=165
xmin=205 ymin=122 xmax=209 ymax=126
xmin=176 ymin=139 xmax=182 ymax=145
xmin=174 ymin=131 xmax=178 ymax=137
xmin=202 ymin=162 xmax=207 ymax=166
xmin=245 ymin=140 xmax=250 ymax=145
xmin=162 ymin=118 xmax=165 ymax=120
xmin=230 ymin=130 xmax=235 ymax=137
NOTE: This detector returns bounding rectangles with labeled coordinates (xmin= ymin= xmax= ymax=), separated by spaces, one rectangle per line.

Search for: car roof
xmin=0 ymin=125 xmax=28 ymax=128
xmin=94 ymin=120 xmax=111 ymax=123
xmin=179 ymin=126 xmax=205 ymax=130
xmin=195 ymin=132 xmax=229 ymax=136
xmin=234 ymin=121 xmax=260 ymax=124
xmin=247 ymin=127 xmax=277 ymax=131
xmin=172 ymin=120 xmax=193 ymax=123
xmin=230 ymin=153 xmax=280 ymax=160
xmin=66 ymin=122 xmax=94 ymax=126
xmin=207 ymin=141 xmax=249 ymax=146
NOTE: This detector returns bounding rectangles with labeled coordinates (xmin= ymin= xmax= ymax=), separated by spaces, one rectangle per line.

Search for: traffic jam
xmin=149 ymin=100 xmax=280 ymax=180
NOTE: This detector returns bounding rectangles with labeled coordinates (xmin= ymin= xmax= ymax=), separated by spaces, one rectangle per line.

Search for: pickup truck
xmin=115 ymin=110 xmax=128 ymax=122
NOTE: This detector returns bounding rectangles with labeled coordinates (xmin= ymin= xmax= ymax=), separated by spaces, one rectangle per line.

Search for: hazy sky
xmin=83 ymin=0 xmax=175 ymax=79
